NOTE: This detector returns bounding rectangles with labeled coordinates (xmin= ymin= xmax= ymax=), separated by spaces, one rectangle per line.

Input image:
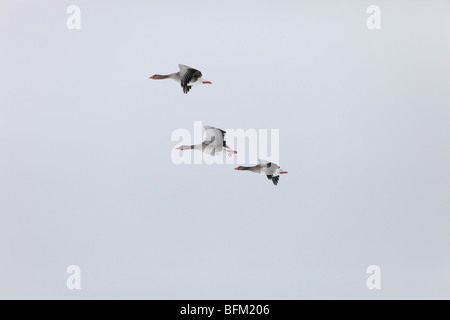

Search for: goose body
xmin=176 ymin=126 xmax=237 ymax=156
xmin=235 ymin=159 xmax=288 ymax=185
xmin=149 ymin=64 xmax=212 ymax=94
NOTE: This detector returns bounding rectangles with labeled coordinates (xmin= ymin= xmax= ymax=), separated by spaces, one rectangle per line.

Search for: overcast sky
xmin=0 ymin=0 xmax=449 ymax=299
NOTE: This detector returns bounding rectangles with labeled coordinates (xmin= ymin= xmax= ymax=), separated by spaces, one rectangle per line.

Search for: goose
xmin=176 ymin=126 xmax=237 ymax=156
xmin=149 ymin=64 xmax=212 ymax=94
xmin=235 ymin=159 xmax=288 ymax=185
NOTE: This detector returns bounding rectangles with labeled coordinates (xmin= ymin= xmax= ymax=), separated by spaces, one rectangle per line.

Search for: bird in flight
xmin=176 ymin=125 xmax=237 ymax=156
xmin=149 ymin=64 xmax=212 ymax=94
xmin=235 ymin=160 xmax=288 ymax=185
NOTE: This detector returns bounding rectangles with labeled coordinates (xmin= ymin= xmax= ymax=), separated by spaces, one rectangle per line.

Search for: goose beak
xmin=176 ymin=147 xmax=181 ymax=150
xmin=234 ymin=167 xmax=239 ymax=170
xmin=202 ymin=81 xmax=212 ymax=84
xmin=280 ymin=171 xmax=288 ymax=174
xmin=149 ymin=75 xmax=154 ymax=79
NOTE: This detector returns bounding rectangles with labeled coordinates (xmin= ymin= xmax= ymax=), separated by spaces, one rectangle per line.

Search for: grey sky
xmin=0 ymin=0 xmax=449 ymax=299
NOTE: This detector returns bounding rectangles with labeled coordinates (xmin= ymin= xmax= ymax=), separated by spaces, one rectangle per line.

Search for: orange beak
xmin=280 ymin=171 xmax=288 ymax=174
xmin=149 ymin=75 xmax=154 ymax=79
xmin=202 ymin=81 xmax=212 ymax=84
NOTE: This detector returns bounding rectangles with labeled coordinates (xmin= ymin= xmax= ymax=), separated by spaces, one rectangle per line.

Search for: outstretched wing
xmin=204 ymin=126 xmax=226 ymax=147
xmin=271 ymin=176 xmax=280 ymax=186
xmin=258 ymin=159 xmax=273 ymax=168
xmin=183 ymin=85 xmax=192 ymax=94
xmin=179 ymin=64 xmax=202 ymax=94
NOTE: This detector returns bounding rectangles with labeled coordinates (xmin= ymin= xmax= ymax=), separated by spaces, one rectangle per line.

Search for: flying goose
xmin=235 ymin=159 xmax=288 ymax=185
xmin=176 ymin=126 xmax=237 ymax=156
xmin=149 ymin=64 xmax=212 ymax=94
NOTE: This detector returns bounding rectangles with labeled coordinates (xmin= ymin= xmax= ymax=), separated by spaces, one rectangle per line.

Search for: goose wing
xmin=179 ymin=64 xmax=202 ymax=94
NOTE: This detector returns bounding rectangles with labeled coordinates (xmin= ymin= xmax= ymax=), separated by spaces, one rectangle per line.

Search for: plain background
xmin=0 ymin=0 xmax=449 ymax=299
